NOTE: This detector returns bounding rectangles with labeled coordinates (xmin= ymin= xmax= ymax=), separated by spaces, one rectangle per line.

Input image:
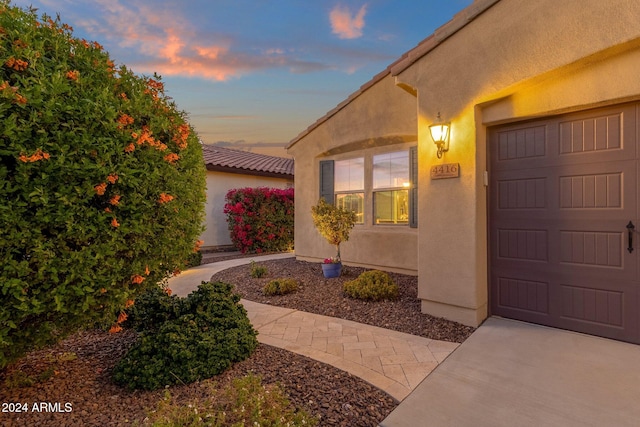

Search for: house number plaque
xmin=430 ymin=163 xmax=460 ymax=180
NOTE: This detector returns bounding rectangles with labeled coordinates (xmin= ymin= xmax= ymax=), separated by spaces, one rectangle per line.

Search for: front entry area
xmin=489 ymin=102 xmax=640 ymax=343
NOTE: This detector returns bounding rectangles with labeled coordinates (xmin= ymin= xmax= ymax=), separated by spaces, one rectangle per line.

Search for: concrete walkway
xmin=381 ymin=317 xmax=640 ymax=427
xmin=167 ymin=253 xmax=459 ymax=401
xmin=169 ymin=252 xmax=294 ymax=297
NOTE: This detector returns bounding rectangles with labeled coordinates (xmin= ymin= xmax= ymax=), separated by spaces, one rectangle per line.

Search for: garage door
xmin=489 ymin=102 xmax=639 ymax=343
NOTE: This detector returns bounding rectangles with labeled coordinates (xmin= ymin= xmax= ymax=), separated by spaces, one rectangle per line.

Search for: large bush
xmin=224 ymin=187 xmax=294 ymax=253
xmin=112 ymin=282 xmax=258 ymax=390
xmin=0 ymin=3 xmax=206 ymax=367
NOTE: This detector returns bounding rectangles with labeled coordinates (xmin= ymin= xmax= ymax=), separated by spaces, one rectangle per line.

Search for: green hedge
xmin=0 ymin=2 xmax=206 ymax=368
xmin=224 ymin=187 xmax=294 ymax=254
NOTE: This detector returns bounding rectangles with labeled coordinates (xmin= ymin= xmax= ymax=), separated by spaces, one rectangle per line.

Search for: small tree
xmin=311 ymin=199 xmax=356 ymax=262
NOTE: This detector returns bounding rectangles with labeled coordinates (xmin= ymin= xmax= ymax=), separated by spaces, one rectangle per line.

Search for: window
xmin=373 ymin=151 xmax=409 ymax=225
xmin=334 ymin=158 xmax=364 ymax=224
xmin=318 ymin=146 xmax=417 ymax=228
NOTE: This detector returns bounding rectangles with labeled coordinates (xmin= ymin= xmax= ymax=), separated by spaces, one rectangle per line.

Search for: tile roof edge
xmin=202 ymin=144 xmax=294 ymax=176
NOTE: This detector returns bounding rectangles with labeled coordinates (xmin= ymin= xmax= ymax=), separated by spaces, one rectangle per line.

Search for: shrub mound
xmin=0 ymin=3 xmax=206 ymax=367
xmin=121 ymin=287 xmax=181 ymax=334
xmin=113 ymin=282 xmax=258 ymax=390
xmin=263 ymin=278 xmax=299 ymax=296
xmin=343 ymin=270 xmax=399 ymax=301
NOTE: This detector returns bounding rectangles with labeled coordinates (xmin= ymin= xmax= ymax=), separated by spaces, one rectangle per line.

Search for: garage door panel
xmin=494 ymin=103 xmax=636 ymax=172
xmin=497 ymin=176 xmax=547 ymax=210
xmin=559 ymin=283 xmax=624 ymax=328
xmin=496 ymin=275 xmax=549 ymax=315
xmin=559 ymin=230 xmax=623 ymax=269
xmin=556 ymin=160 xmax=635 ymax=219
xmin=494 ymin=274 xmax=634 ymax=341
xmin=497 ymin=228 xmax=548 ymax=262
xmin=559 ymin=112 xmax=624 ymax=154
xmin=489 ymin=102 xmax=639 ymax=344
xmin=494 ymin=162 xmax=635 ymax=223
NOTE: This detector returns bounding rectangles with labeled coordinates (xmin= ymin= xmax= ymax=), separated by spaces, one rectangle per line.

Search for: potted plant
xmin=311 ymin=199 xmax=357 ymax=278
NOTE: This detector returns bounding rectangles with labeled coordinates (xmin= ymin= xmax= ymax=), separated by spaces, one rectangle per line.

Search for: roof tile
xmin=202 ymin=144 xmax=294 ymax=177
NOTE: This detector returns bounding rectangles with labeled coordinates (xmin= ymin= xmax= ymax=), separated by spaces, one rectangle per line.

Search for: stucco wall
xmin=394 ymin=0 xmax=640 ymax=325
xmin=200 ymin=171 xmax=292 ymax=249
xmin=288 ymin=74 xmax=419 ymax=274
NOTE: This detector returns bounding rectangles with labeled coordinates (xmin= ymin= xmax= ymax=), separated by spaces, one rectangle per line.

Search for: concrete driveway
xmin=381 ymin=317 xmax=640 ymax=427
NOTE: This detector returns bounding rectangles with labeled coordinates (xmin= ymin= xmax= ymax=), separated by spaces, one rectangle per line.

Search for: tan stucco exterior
xmin=200 ymin=171 xmax=292 ymax=249
xmin=288 ymin=74 xmax=419 ymax=274
xmin=288 ymin=0 xmax=640 ymax=326
xmin=393 ymin=0 xmax=640 ymax=325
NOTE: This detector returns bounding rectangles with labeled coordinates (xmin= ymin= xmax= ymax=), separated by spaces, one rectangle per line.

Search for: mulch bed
xmin=0 ymin=256 xmax=475 ymax=427
xmin=211 ymin=257 xmax=475 ymax=343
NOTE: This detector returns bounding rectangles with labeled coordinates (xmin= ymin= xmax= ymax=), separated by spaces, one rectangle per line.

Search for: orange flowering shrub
xmin=158 ymin=192 xmax=174 ymax=204
xmin=65 ymin=69 xmax=79 ymax=80
xmin=131 ymin=274 xmax=145 ymax=285
xmin=18 ymin=148 xmax=50 ymax=163
xmin=94 ymin=182 xmax=107 ymax=195
xmin=0 ymin=3 xmax=205 ymax=368
xmin=164 ymin=153 xmax=179 ymax=164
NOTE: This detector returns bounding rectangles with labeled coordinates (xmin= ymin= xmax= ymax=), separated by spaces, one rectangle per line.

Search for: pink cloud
xmin=330 ymin=4 xmax=367 ymax=39
xmin=74 ymin=0 xmax=317 ymax=81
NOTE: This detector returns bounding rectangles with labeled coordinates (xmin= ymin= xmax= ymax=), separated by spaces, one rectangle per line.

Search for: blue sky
xmin=12 ymin=0 xmax=473 ymax=154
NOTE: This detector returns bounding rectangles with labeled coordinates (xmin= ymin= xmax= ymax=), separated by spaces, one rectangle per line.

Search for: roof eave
xmin=206 ymin=164 xmax=294 ymax=180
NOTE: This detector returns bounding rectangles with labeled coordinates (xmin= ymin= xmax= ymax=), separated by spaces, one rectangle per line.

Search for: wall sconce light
xmin=428 ymin=112 xmax=450 ymax=159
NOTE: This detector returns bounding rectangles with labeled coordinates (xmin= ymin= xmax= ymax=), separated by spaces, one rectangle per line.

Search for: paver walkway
xmin=167 ymin=253 xmax=459 ymax=401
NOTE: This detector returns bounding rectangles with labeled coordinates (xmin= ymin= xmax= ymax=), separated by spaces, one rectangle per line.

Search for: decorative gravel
xmin=0 ymin=256 xmax=474 ymax=427
xmin=211 ymin=257 xmax=475 ymax=343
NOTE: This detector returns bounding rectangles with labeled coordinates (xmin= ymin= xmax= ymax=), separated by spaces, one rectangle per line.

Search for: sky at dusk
xmin=12 ymin=0 xmax=473 ymax=155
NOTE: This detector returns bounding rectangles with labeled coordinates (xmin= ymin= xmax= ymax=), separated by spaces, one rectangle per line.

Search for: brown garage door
xmin=489 ymin=102 xmax=639 ymax=343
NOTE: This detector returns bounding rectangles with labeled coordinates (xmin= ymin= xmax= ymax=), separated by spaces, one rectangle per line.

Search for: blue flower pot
xmin=321 ymin=262 xmax=342 ymax=278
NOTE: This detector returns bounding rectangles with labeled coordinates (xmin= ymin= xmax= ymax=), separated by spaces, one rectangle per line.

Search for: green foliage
xmin=343 ymin=270 xmax=399 ymax=301
xmin=112 ymin=282 xmax=258 ymax=390
xmin=311 ymin=198 xmax=356 ymax=261
xmin=263 ymin=278 xmax=299 ymax=296
xmin=146 ymin=373 xmax=318 ymax=427
xmin=122 ymin=287 xmax=181 ymax=334
xmin=250 ymin=260 xmax=267 ymax=278
xmin=4 ymin=351 xmax=76 ymax=388
xmin=224 ymin=187 xmax=294 ymax=254
xmin=185 ymin=250 xmax=203 ymax=268
xmin=0 ymin=3 xmax=206 ymax=367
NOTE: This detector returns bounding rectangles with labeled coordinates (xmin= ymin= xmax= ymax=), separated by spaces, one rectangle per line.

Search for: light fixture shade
xmin=429 ymin=113 xmax=450 ymax=158
xmin=429 ymin=122 xmax=450 ymax=144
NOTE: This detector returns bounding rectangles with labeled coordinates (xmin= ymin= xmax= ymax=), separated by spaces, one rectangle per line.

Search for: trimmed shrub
xmin=250 ymin=260 xmax=267 ymax=278
xmin=112 ymin=282 xmax=258 ymax=390
xmin=121 ymin=287 xmax=181 ymax=334
xmin=343 ymin=270 xmax=399 ymax=301
xmin=224 ymin=187 xmax=294 ymax=254
xmin=0 ymin=3 xmax=206 ymax=367
xmin=263 ymin=278 xmax=299 ymax=296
